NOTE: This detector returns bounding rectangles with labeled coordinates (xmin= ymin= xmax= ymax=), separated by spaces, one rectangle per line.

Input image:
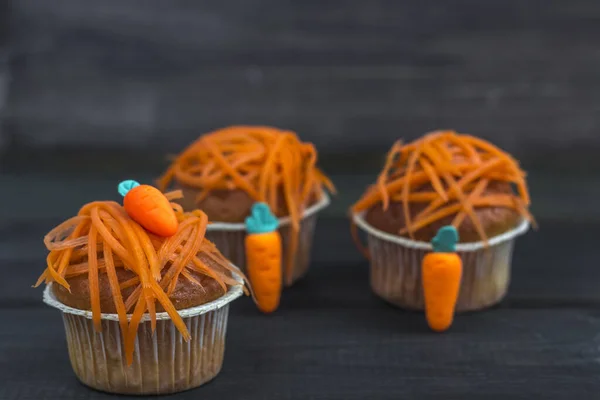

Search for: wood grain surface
xmin=4 ymin=0 xmax=600 ymax=158
xmin=2 ymin=307 xmax=600 ymax=400
xmin=3 ymin=306 xmax=600 ymax=400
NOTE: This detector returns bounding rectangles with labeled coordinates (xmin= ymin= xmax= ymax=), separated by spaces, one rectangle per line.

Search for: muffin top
xmin=176 ymin=188 xmax=322 ymax=224
xmin=157 ymin=125 xmax=335 ymax=227
xmin=36 ymin=190 xmax=249 ymax=364
xmin=52 ymin=252 xmax=228 ymax=313
xmin=352 ymin=130 xmax=534 ymax=243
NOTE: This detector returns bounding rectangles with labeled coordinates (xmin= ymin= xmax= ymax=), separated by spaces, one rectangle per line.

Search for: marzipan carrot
xmin=118 ymin=180 xmax=179 ymax=237
xmin=421 ymin=225 xmax=462 ymax=332
xmin=245 ymin=202 xmax=282 ymax=313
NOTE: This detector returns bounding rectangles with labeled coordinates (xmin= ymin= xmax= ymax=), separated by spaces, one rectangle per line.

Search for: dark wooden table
xmin=1 ymin=193 xmax=600 ymax=399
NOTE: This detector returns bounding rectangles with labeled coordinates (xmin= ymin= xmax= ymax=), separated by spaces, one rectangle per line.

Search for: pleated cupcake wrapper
xmin=352 ymin=212 xmax=530 ymax=312
xmin=43 ymin=278 xmax=244 ymax=395
xmin=205 ymin=193 xmax=330 ymax=286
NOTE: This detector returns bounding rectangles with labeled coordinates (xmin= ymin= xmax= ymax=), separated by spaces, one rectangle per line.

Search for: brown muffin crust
xmin=53 ymin=253 xmax=228 ymax=313
xmin=176 ymin=184 xmax=319 ymax=223
xmin=365 ymin=181 xmax=522 ymax=242
xmin=177 ymin=186 xmax=253 ymax=223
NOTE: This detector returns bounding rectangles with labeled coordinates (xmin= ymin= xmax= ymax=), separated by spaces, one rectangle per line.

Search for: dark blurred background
xmin=0 ymin=0 xmax=596 ymax=225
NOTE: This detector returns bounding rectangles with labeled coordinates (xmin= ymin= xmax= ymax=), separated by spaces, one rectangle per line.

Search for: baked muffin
xmin=36 ymin=184 xmax=250 ymax=395
xmin=158 ymin=125 xmax=335 ymax=286
xmin=351 ymin=130 xmax=534 ymax=311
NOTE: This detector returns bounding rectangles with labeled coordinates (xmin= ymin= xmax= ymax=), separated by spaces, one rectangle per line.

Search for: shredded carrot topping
xmin=157 ymin=126 xmax=336 ymax=285
xmin=351 ymin=130 xmax=534 ymax=244
xmin=36 ymin=194 xmax=251 ymax=365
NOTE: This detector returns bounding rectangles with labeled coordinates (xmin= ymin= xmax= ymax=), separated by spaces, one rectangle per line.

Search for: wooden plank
xmin=6 ymin=0 xmax=600 ymax=154
xmin=7 ymin=63 xmax=600 ymax=155
xmin=9 ymin=0 xmax=600 ymax=71
xmin=1 ymin=307 xmax=599 ymax=399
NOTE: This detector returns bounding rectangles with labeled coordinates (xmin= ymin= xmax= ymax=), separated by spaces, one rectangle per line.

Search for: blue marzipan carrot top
xmin=118 ymin=179 xmax=140 ymax=197
xmin=245 ymin=203 xmax=279 ymax=234
xmin=431 ymin=225 xmax=459 ymax=253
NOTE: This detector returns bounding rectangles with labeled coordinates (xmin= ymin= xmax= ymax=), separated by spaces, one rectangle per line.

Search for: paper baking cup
xmin=205 ymin=193 xmax=330 ymax=286
xmin=43 ymin=278 xmax=244 ymax=395
xmin=353 ymin=212 xmax=529 ymax=312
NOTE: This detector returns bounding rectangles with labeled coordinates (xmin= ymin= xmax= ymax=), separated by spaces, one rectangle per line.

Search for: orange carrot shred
xmin=419 ymin=157 xmax=448 ymax=202
xmin=104 ymin=245 xmax=128 ymax=339
xmin=191 ymin=258 xmax=227 ymax=293
xmin=377 ymin=140 xmax=402 ymax=210
xmin=87 ymin=226 xmax=102 ymax=331
xmin=402 ymin=144 xmax=424 ymax=238
xmin=441 ymin=172 xmax=488 ymax=244
xmin=414 ymin=157 xmax=505 ymax=223
xmin=164 ymin=190 xmax=184 ymax=201
xmin=452 ymin=179 xmax=488 ymax=228
xmin=119 ymin=277 xmax=139 ymax=291
xmin=399 ymin=204 xmax=463 ymax=234
xmin=40 ymin=254 xmax=70 ymax=290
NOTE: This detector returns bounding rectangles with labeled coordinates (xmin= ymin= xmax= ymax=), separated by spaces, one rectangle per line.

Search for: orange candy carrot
xmin=245 ymin=203 xmax=282 ymax=313
xmin=421 ymin=225 xmax=463 ymax=332
xmin=118 ymin=180 xmax=179 ymax=237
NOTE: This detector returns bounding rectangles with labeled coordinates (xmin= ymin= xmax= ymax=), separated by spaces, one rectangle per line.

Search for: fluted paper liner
xmin=205 ymin=193 xmax=330 ymax=286
xmin=353 ymin=212 xmax=529 ymax=312
xmin=43 ymin=278 xmax=244 ymax=395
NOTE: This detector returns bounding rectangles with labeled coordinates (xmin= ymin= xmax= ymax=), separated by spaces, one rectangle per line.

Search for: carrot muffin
xmin=158 ymin=126 xmax=335 ymax=286
xmin=351 ymin=130 xmax=534 ymax=312
xmin=36 ymin=182 xmax=250 ymax=395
